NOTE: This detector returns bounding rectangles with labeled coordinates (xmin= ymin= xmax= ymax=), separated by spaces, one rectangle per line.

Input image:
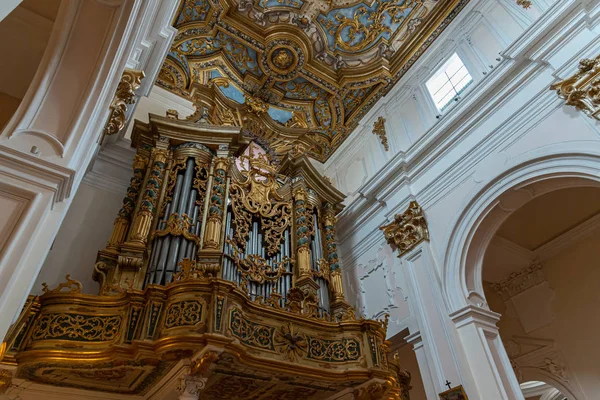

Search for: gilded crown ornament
xmin=380 ymin=201 xmax=429 ymax=257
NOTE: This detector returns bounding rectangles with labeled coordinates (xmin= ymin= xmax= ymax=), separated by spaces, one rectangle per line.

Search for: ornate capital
xmin=551 ymin=55 xmax=600 ymax=120
xmin=380 ymin=201 xmax=429 ymax=257
xmin=104 ymin=69 xmax=145 ymax=136
xmin=372 ymin=116 xmax=389 ymax=151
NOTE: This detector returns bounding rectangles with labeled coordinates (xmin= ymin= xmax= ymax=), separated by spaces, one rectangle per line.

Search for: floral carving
xmin=274 ymin=323 xmax=307 ymax=361
xmin=380 ymin=201 xmax=429 ymax=257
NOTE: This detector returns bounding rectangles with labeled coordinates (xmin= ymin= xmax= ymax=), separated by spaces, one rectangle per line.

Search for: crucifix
xmin=445 ymin=380 xmax=452 ymax=390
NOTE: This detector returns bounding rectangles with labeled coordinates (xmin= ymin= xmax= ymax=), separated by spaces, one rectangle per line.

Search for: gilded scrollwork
xmin=164 ymin=300 xmax=203 ymax=328
xmin=31 ymin=313 xmax=122 ymax=342
xmin=306 ymin=337 xmax=361 ymax=362
xmin=41 ymin=275 xmax=83 ymax=295
xmin=226 ymin=237 xmax=293 ymax=285
xmin=229 ymin=149 xmax=292 ymax=256
xmin=380 ymin=200 xmax=429 ymax=257
xmin=229 ymin=308 xmax=275 ymax=350
xmin=172 ymin=258 xmax=219 ymax=281
xmin=162 ymin=157 xmax=188 ymax=215
xmin=551 ymin=54 xmax=600 ymax=120
xmin=104 ymin=69 xmax=145 ymax=136
xmin=153 ymin=213 xmax=200 ymax=245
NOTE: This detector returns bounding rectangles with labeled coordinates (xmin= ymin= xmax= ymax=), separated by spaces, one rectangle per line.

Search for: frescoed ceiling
xmin=157 ymin=0 xmax=468 ymax=161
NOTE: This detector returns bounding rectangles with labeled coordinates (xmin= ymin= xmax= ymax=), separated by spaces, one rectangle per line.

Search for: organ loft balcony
xmin=1 ymin=113 xmax=411 ymax=400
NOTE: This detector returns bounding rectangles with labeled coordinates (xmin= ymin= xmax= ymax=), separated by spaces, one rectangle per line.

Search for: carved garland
xmin=372 ymin=116 xmax=389 ymax=151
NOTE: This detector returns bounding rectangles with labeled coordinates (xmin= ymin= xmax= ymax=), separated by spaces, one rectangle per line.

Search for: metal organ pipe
xmin=162 ymin=158 xmax=195 ymax=284
xmin=152 ymin=173 xmax=183 ymax=285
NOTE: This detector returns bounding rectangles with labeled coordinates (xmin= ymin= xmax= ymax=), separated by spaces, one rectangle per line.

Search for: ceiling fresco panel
xmin=157 ymin=0 xmax=469 ymax=161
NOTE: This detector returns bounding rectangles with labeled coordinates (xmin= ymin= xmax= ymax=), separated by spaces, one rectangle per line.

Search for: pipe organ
xmin=1 ymin=113 xmax=412 ymax=400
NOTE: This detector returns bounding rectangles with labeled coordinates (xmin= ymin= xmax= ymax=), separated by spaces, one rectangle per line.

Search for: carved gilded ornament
xmin=551 ymin=54 xmax=600 ymax=120
xmin=226 ymin=238 xmax=294 ymax=285
xmin=153 ymin=213 xmax=200 ymax=245
xmin=41 ymin=274 xmax=83 ymax=294
xmin=104 ymin=69 xmax=145 ymax=136
xmin=380 ymin=201 xmax=429 ymax=257
xmin=274 ymin=323 xmax=308 ymax=362
xmin=107 ymin=153 xmax=148 ymax=251
xmin=230 ymin=149 xmax=292 ymax=256
xmin=372 ymin=116 xmax=389 ymax=151
xmin=516 ymin=0 xmax=532 ymax=8
xmin=190 ymin=351 xmax=220 ymax=377
xmin=172 ymin=258 xmax=219 ymax=281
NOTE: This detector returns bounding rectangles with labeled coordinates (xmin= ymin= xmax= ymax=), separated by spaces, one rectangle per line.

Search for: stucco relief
xmin=504 ymin=336 xmax=584 ymax=399
xmin=349 ymin=241 xmax=409 ymax=333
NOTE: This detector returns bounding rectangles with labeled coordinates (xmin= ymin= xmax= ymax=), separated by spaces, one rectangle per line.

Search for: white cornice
xmin=535 ymin=212 xmax=600 ymax=261
xmin=82 ymin=141 xmax=135 ymax=195
xmin=0 ymin=145 xmax=74 ymax=205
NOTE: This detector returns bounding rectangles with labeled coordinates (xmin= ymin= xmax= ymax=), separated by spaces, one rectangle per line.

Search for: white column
xmin=405 ymin=332 xmax=439 ymax=400
xmin=401 ymin=242 xmax=525 ymax=399
xmin=400 ymin=242 xmax=466 ymax=394
xmin=451 ymin=305 xmax=525 ymax=400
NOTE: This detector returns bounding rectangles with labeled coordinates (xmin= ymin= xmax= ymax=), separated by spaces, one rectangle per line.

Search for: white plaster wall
xmin=33 ymin=182 xmax=123 ymax=295
xmin=322 ymin=0 xmax=553 ymax=205
xmin=328 ymin=0 xmax=600 ymax=342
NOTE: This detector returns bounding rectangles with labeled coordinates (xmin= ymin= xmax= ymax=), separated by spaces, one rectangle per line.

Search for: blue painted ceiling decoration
xmin=158 ymin=0 xmax=468 ymax=161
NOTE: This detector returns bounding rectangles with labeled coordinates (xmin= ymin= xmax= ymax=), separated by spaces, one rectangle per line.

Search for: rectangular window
xmin=426 ymin=53 xmax=473 ymax=112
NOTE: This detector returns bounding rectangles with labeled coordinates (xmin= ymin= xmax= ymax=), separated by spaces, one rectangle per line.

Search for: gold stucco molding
xmin=551 ymin=55 xmax=600 ymax=120
xmin=516 ymin=0 xmax=532 ymax=8
xmin=104 ymin=69 xmax=145 ymax=136
xmin=380 ymin=200 xmax=429 ymax=257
